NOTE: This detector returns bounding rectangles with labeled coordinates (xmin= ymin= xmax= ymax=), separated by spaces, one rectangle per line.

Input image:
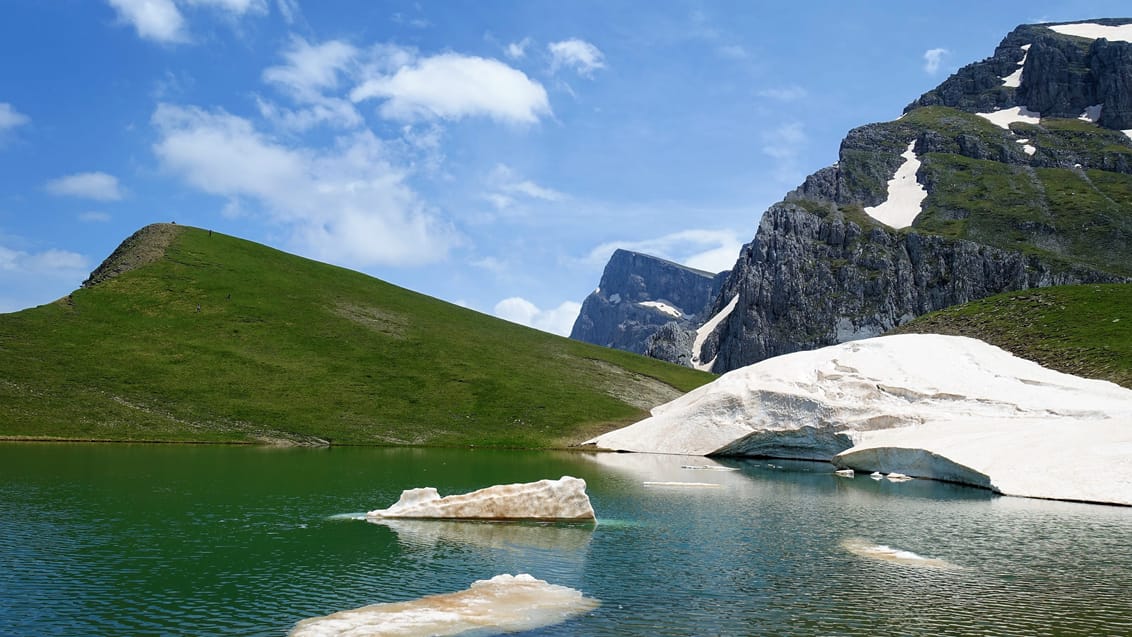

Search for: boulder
xmin=366 ymin=476 xmax=596 ymax=521
xmin=585 ymin=334 xmax=1132 ymax=505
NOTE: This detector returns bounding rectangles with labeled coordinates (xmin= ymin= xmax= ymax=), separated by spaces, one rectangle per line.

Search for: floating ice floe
xmin=681 ymin=464 xmax=740 ymax=471
xmin=366 ymin=477 xmax=596 ymax=521
xmin=863 ymin=141 xmax=927 ymax=229
xmin=976 ymin=106 xmax=1041 ymax=129
xmin=585 ymin=334 xmax=1132 ymax=505
xmin=834 ymin=468 xmax=855 ymax=478
xmin=1047 ymin=22 xmax=1132 ymax=43
xmin=840 ymin=538 xmax=960 ymax=570
xmin=288 ymin=574 xmax=599 ymax=637
xmin=1001 ymin=43 xmax=1031 ymax=88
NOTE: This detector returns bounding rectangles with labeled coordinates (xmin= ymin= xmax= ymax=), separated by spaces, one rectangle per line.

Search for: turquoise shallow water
xmin=2 ymin=443 xmax=1131 ymax=636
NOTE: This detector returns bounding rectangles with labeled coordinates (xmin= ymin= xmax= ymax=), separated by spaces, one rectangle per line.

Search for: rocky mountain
xmin=569 ymin=249 xmax=727 ymax=361
xmin=591 ymin=19 xmax=1132 ymax=372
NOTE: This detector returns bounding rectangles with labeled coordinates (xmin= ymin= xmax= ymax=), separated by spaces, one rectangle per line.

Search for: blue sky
xmin=2 ymin=1 xmax=1129 ymax=333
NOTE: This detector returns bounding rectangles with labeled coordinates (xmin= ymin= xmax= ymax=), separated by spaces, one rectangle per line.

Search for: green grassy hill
xmin=892 ymin=283 xmax=1132 ymax=388
xmin=0 ymin=224 xmax=713 ymax=447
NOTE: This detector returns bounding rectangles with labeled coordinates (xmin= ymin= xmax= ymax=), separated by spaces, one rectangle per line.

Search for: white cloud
xmin=717 ymin=44 xmax=748 ymax=59
xmin=264 ymin=37 xmax=358 ymax=97
xmin=761 ymin=121 xmax=806 ymax=184
xmin=275 ymin=0 xmax=301 ymax=24
xmin=78 ymin=211 xmax=112 ymax=223
xmin=486 ymin=164 xmax=564 ymax=208
xmin=151 ymin=103 xmax=458 ymax=267
xmin=506 ymin=38 xmax=531 ymax=59
xmin=0 ymin=103 xmax=30 ymax=132
xmin=493 ymin=297 xmax=581 ymax=336
xmin=106 ymin=0 xmax=187 ymax=43
xmin=351 ymin=52 xmax=551 ymax=124
xmin=757 ymin=85 xmax=807 ymax=101
xmin=45 ymin=172 xmax=124 ymax=201
xmin=923 ymin=48 xmax=949 ymax=74
xmin=584 ymin=229 xmax=742 ymax=274
xmin=259 ymin=37 xmax=363 ymax=131
xmin=548 ymin=38 xmax=605 ymax=77
xmin=0 ymin=240 xmax=90 ymax=313
xmin=182 ymin=0 xmax=267 ymax=14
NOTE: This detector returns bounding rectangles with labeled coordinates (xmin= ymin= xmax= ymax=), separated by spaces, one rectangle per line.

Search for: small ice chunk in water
xmin=288 ymin=574 xmax=599 ymax=637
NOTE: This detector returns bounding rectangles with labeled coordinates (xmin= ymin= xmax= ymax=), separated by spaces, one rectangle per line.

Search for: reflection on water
xmin=2 ymin=444 xmax=1132 ymax=636
xmin=840 ymin=537 xmax=962 ymax=570
xmin=370 ymin=518 xmax=594 ymax=552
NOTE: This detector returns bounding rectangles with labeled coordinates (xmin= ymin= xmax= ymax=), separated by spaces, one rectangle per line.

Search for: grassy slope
xmin=0 ymin=226 xmax=713 ymax=447
xmin=833 ymin=106 xmax=1132 ymax=278
xmin=892 ymin=283 xmax=1132 ymax=388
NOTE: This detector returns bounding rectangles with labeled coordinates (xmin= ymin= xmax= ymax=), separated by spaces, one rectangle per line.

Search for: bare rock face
xmin=366 ymin=476 xmax=596 ymax=521
xmin=82 ymin=223 xmax=183 ymax=288
xmin=570 ymin=249 xmax=726 ymax=358
xmin=698 ymin=204 xmax=1122 ymax=372
xmin=586 ymin=334 xmax=1132 ymax=505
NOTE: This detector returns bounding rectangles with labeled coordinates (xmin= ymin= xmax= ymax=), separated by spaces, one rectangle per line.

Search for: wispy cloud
xmin=182 ymin=0 xmax=267 ymax=15
xmin=151 ymin=103 xmax=459 ymax=267
xmin=493 ymin=297 xmax=581 ymax=336
xmin=485 ymin=164 xmax=564 ymax=210
xmin=275 ymin=0 xmax=301 ymax=24
xmin=259 ymin=36 xmax=362 ymax=131
xmin=78 ymin=211 xmax=112 ymax=223
xmin=0 ymin=102 xmax=30 ymax=132
xmin=351 ymin=50 xmax=551 ymax=124
xmin=923 ymin=48 xmax=949 ymax=74
xmin=45 ymin=172 xmax=124 ymax=201
xmin=757 ymin=85 xmax=807 ymax=102
xmin=548 ymin=38 xmax=605 ymax=77
xmin=106 ymin=0 xmax=269 ymax=43
xmin=760 ymin=121 xmax=807 ymax=185
xmin=105 ymin=0 xmax=187 ymax=44
xmin=505 ymin=37 xmax=531 ymax=60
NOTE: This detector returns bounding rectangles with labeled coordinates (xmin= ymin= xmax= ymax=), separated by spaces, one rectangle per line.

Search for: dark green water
xmin=3 ymin=443 xmax=1132 ymax=636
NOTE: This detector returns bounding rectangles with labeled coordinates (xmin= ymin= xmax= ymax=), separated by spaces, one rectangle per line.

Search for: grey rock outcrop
xmin=573 ymin=19 xmax=1132 ymax=371
xmin=697 ymin=204 xmax=1123 ymax=372
xmin=910 ymin=19 xmax=1132 ymax=127
xmin=570 ymin=249 xmax=726 ymax=355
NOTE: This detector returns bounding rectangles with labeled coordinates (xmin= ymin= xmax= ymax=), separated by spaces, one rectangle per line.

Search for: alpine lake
xmin=3 ymin=443 xmax=1132 ymax=636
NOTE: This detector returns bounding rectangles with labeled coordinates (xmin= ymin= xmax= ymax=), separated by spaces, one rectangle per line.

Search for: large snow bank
xmin=863 ymin=141 xmax=927 ymax=229
xmin=289 ymin=574 xmax=599 ymax=637
xmin=1048 ymin=22 xmax=1132 ymax=43
xmin=367 ymin=476 xmax=596 ymax=521
xmin=585 ymin=334 xmax=1132 ymax=505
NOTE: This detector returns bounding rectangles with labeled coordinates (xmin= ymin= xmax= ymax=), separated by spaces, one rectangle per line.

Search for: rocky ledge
xmin=585 ymin=334 xmax=1132 ymax=506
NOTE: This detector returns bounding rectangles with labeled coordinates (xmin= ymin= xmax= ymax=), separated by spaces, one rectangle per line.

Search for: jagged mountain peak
xmin=575 ymin=19 xmax=1132 ymax=373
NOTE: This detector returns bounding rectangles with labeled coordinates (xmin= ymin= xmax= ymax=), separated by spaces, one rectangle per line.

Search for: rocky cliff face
xmin=697 ymin=19 xmax=1132 ymax=373
xmin=581 ymin=19 xmax=1132 ymax=372
xmin=696 ymin=203 xmax=1122 ymax=370
xmin=569 ymin=249 xmax=726 ymax=354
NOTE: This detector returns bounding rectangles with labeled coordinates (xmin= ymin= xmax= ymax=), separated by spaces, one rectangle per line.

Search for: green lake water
xmin=2 ymin=443 xmax=1132 ymax=636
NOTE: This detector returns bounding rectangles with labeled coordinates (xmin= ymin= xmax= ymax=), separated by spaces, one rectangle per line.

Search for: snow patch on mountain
xmin=863 ymin=141 xmax=926 ymax=229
